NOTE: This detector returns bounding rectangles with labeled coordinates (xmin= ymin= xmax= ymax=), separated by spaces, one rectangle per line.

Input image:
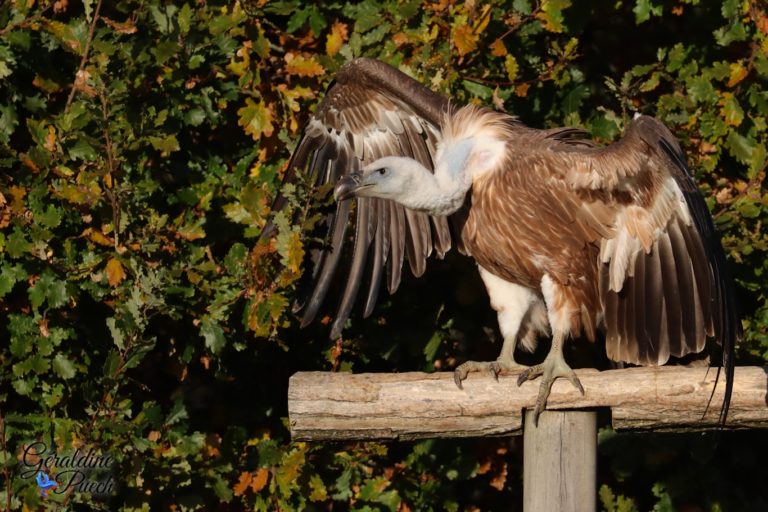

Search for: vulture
xmin=264 ymin=58 xmax=739 ymax=424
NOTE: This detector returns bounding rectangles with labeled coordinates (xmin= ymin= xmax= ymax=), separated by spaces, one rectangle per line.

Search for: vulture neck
xmin=396 ymin=137 xmax=476 ymax=216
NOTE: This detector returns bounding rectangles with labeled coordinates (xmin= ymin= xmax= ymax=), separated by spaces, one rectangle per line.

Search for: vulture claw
xmin=517 ymin=346 xmax=583 ymax=426
xmin=455 ymin=359 xmax=529 ymax=389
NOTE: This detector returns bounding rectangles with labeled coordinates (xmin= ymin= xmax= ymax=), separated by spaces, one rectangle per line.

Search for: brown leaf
xmin=393 ymin=32 xmax=409 ymax=47
xmin=476 ymin=459 xmax=492 ymax=475
xmin=250 ymin=468 xmax=269 ymax=492
xmin=490 ymin=38 xmax=507 ymax=57
xmin=755 ymin=10 xmax=768 ymax=34
xmin=39 ymin=318 xmax=50 ymax=338
xmin=489 ymin=461 xmax=507 ymax=490
xmin=453 ymin=25 xmax=478 ymax=57
xmin=233 ymin=471 xmax=252 ymax=497
xmin=515 ymin=83 xmax=530 ymax=97
xmin=106 ymin=258 xmax=126 ymax=287
xmin=44 ymin=125 xmax=57 ymax=152
xmin=102 ymin=16 xmax=138 ymax=34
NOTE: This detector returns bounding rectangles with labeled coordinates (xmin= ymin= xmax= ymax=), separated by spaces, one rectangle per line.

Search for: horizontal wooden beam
xmin=288 ymin=366 xmax=768 ymax=441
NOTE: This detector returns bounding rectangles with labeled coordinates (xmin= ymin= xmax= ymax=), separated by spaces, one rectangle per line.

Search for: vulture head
xmin=334 ymin=156 xmax=418 ymax=203
xmin=334 ymin=138 xmax=484 ymax=216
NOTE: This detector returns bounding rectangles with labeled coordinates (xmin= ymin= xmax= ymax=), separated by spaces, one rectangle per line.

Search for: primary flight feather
xmin=264 ymin=58 xmax=739 ymax=424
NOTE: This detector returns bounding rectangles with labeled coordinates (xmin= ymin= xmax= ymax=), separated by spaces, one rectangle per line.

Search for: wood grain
xmin=288 ymin=366 xmax=768 ymax=441
xmin=523 ymin=411 xmax=596 ymax=512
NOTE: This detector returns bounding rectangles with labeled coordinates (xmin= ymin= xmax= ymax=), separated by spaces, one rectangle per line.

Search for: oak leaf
xmin=285 ymin=53 xmax=324 ymax=77
xmin=237 ymin=98 xmax=275 ymax=141
xmin=490 ymin=38 xmax=507 ymax=57
xmin=106 ymin=258 xmax=126 ymax=287
xmin=453 ymin=25 xmax=478 ymax=57
xmin=325 ymin=21 xmax=348 ymax=56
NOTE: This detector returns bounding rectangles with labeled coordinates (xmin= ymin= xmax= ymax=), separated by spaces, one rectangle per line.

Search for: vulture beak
xmin=334 ymin=172 xmax=364 ymax=201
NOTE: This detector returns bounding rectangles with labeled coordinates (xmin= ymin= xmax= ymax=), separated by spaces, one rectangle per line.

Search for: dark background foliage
xmin=0 ymin=0 xmax=766 ymax=510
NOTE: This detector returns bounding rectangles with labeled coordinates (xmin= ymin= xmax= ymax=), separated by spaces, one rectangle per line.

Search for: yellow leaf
xmin=237 ymin=98 xmax=275 ymax=141
xmin=106 ymin=258 xmax=126 ymax=287
xmin=536 ymin=0 xmax=572 ymax=33
xmin=720 ymin=92 xmax=744 ymax=127
xmin=250 ymin=468 xmax=269 ymax=492
xmin=44 ymin=125 xmax=57 ymax=152
xmin=177 ymin=222 xmax=206 ymax=241
xmin=453 ymin=24 xmax=478 ymax=57
xmin=87 ymin=228 xmax=113 ymax=247
xmin=325 ymin=21 xmax=348 ymax=56
xmin=285 ymin=53 xmax=325 ymax=77
xmin=726 ymin=61 xmax=748 ymax=87
xmin=473 ymin=4 xmax=492 ymax=34
xmin=505 ymin=55 xmax=519 ymax=81
xmin=490 ymin=38 xmax=507 ymax=57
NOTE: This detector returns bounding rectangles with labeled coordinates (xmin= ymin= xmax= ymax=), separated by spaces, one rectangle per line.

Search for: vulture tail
xmin=659 ymin=138 xmax=740 ymax=426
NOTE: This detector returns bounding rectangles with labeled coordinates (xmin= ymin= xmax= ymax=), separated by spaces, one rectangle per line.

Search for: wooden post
xmin=289 ymin=368 xmax=768 ymax=511
xmin=288 ymin=367 xmax=768 ymax=440
xmin=523 ymin=410 xmax=596 ymax=512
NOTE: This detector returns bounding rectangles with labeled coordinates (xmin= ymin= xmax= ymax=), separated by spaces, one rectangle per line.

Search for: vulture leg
xmin=516 ymin=331 xmax=584 ymax=425
xmin=516 ymin=274 xmax=584 ymax=425
xmin=453 ymin=268 xmax=546 ymax=389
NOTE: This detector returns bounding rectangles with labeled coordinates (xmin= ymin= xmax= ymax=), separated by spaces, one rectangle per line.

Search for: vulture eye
xmin=376 ymin=168 xmax=387 ymax=176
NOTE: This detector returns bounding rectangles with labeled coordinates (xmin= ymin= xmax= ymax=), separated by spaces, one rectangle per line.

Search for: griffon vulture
xmin=264 ymin=58 xmax=739 ymax=424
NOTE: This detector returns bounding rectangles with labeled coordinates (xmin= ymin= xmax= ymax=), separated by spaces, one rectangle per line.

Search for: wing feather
xmin=263 ymin=58 xmax=453 ymax=336
xmin=554 ymin=114 xmax=738 ymax=421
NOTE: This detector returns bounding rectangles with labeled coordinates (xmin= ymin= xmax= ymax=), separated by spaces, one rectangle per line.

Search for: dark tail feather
xmin=659 ymin=138 xmax=740 ymax=425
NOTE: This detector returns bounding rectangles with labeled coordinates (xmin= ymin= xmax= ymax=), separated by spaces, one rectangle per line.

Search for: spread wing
xmin=263 ymin=58 xmax=453 ymax=338
xmin=554 ymin=115 xmax=739 ymax=421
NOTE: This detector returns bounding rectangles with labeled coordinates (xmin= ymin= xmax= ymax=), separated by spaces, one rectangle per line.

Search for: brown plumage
xmin=263 ymin=58 xmax=739 ymax=424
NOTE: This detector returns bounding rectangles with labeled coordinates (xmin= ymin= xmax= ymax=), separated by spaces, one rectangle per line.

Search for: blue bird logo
xmin=35 ymin=470 xmax=57 ymax=498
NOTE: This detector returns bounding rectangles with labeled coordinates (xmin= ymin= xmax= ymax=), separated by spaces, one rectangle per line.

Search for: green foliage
xmin=0 ymin=0 xmax=766 ymax=510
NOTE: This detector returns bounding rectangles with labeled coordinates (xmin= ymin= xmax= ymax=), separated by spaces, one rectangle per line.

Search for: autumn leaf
xmin=453 ymin=24 xmax=479 ymax=57
xmin=720 ymin=92 xmax=744 ymax=127
xmin=106 ymin=258 xmax=126 ymax=287
xmin=515 ymin=82 xmax=530 ymax=97
xmin=276 ymin=229 xmax=304 ymax=275
xmin=44 ymin=125 xmax=57 ymax=152
xmin=325 ymin=21 xmax=348 ymax=56
xmin=489 ymin=461 xmax=508 ymax=490
xmin=285 ymin=52 xmax=324 ymax=77
xmin=87 ymin=228 xmax=114 ymax=247
xmin=726 ymin=61 xmax=748 ymax=87
xmin=233 ymin=471 xmax=252 ymax=497
xmin=505 ymin=55 xmax=519 ymax=81
xmin=537 ymin=0 xmax=572 ymax=33
xmin=101 ymin=16 xmax=138 ymax=34
xmin=490 ymin=38 xmax=507 ymax=57
xmin=237 ymin=98 xmax=275 ymax=141
xmin=250 ymin=468 xmax=269 ymax=492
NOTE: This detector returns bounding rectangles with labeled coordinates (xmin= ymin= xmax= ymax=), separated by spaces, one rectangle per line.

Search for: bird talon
xmin=453 ymin=370 xmax=465 ymax=390
xmin=489 ymin=361 xmax=500 ymax=381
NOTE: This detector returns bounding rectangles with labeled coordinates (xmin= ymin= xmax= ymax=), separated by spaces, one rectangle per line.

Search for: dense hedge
xmin=0 ymin=0 xmax=766 ymax=510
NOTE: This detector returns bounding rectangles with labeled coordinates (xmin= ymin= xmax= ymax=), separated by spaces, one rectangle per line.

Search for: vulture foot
xmin=516 ymin=352 xmax=584 ymax=426
xmin=453 ymin=359 xmax=528 ymax=389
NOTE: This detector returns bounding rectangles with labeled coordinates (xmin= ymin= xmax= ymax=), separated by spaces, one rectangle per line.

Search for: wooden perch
xmin=288 ymin=366 xmax=768 ymax=441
